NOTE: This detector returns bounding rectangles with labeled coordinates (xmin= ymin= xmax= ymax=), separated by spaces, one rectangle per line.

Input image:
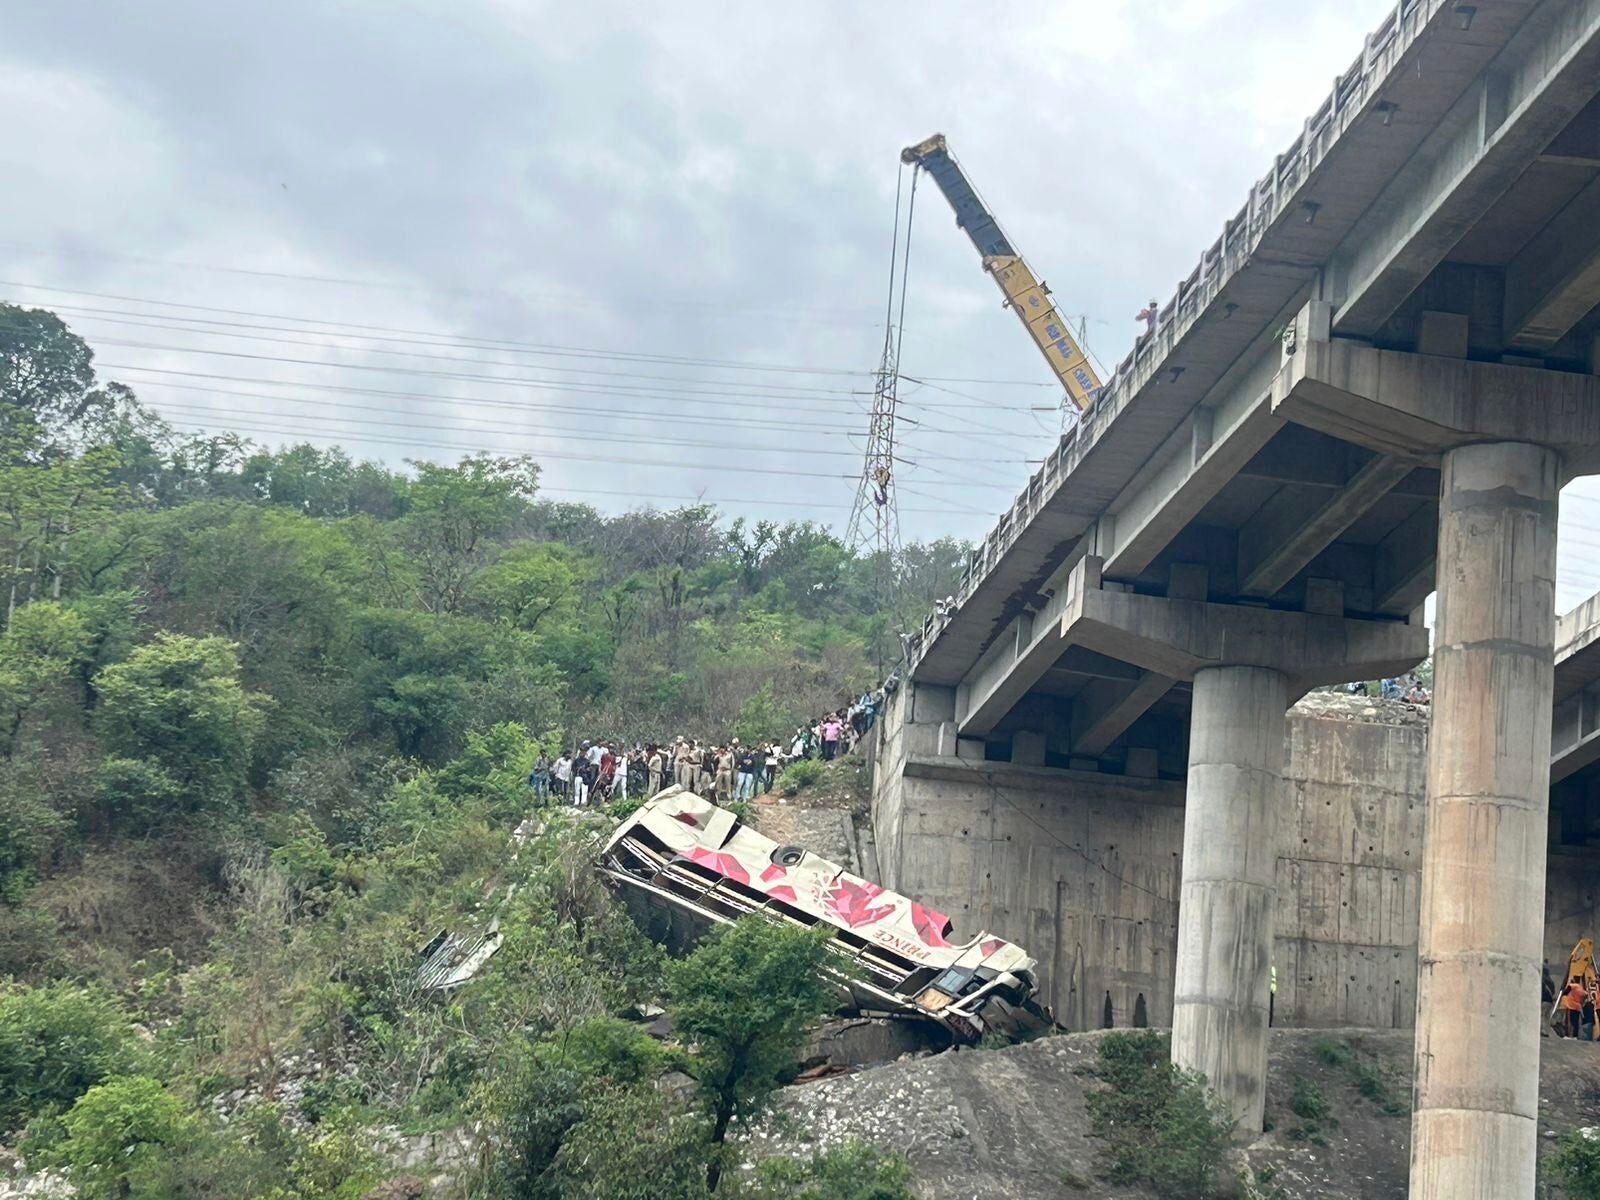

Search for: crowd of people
xmin=1346 ymin=671 xmax=1431 ymax=705
xmin=525 ymin=681 xmax=896 ymax=809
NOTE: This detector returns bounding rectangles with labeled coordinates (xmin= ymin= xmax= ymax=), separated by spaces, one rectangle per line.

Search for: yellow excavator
xmin=1551 ymin=937 xmax=1598 ymax=1038
xmin=900 ymin=134 xmax=1101 ymax=413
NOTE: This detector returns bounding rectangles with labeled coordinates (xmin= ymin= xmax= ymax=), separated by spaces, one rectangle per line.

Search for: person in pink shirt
xmin=821 ymin=715 xmax=842 ymax=761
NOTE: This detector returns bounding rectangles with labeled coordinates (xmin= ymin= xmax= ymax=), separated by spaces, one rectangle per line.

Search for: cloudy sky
xmin=7 ymin=0 xmax=1600 ymax=609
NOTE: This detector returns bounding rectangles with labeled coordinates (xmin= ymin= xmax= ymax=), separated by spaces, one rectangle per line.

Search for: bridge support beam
xmin=1411 ymin=441 xmax=1559 ymax=1200
xmin=1173 ymin=663 xmax=1286 ymax=1135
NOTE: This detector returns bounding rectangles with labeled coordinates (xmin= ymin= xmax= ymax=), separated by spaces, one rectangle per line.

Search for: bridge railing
xmin=904 ymin=0 xmax=1442 ymax=678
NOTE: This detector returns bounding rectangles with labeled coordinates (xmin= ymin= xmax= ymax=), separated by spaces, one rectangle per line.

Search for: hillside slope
xmin=754 ymin=1028 xmax=1600 ymax=1199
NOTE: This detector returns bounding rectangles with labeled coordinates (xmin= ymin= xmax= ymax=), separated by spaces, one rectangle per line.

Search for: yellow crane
xmin=901 ymin=134 xmax=1101 ymax=414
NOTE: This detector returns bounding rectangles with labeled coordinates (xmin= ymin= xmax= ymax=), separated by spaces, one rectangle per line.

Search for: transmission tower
xmin=847 ymin=164 xmax=919 ymax=637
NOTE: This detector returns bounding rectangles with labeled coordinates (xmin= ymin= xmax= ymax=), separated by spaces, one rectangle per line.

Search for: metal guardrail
xmin=904 ymin=0 xmax=1440 ymax=676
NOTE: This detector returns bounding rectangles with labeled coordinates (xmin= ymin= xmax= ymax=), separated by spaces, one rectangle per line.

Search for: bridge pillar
xmin=1411 ymin=441 xmax=1559 ymax=1200
xmin=1173 ymin=663 xmax=1286 ymax=1134
xmin=1041 ymin=558 xmax=1427 ymax=1129
xmin=1277 ymin=332 xmax=1600 ymax=1197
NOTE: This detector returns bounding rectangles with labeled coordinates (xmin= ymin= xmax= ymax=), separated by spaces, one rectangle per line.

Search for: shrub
xmin=551 ymin=1084 xmax=711 ymax=1200
xmin=1085 ymin=1031 xmax=1237 ymax=1199
xmin=1288 ymin=1076 xmax=1329 ymax=1122
xmin=539 ymin=1015 xmax=670 ymax=1084
xmin=0 ymin=980 xmax=141 ymax=1132
xmin=750 ymin=1139 xmax=916 ymax=1200
xmin=1551 ymin=1129 xmax=1600 ymax=1200
xmin=0 ymin=757 xmax=66 ymax=902
xmin=92 ymin=756 xmax=184 ymax=831
xmin=49 ymin=1076 xmax=199 ymax=1200
xmin=1309 ymin=1037 xmax=1350 ymax=1068
xmin=1349 ymin=1055 xmax=1408 ymax=1116
xmin=607 ymin=793 xmax=645 ymax=820
xmin=776 ymin=758 xmax=824 ymax=797
xmin=472 ymin=1052 xmax=586 ymax=1200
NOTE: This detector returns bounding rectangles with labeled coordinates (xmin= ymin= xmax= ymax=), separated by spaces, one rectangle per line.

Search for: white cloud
xmin=5 ymin=0 xmax=1596 ymax=611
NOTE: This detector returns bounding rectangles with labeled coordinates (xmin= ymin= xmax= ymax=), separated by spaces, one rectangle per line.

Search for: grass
xmin=1288 ymin=1077 xmax=1329 ymax=1122
xmin=1309 ymin=1037 xmax=1351 ymax=1068
xmin=775 ymin=758 xmax=824 ymax=797
xmin=1349 ymin=1056 xmax=1408 ymax=1117
xmin=1304 ymin=1037 xmax=1408 ymax=1118
xmin=1083 ymin=1031 xmax=1238 ymax=1199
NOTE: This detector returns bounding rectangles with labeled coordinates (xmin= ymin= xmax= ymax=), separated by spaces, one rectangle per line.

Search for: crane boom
xmin=901 ymin=133 xmax=1100 ymax=413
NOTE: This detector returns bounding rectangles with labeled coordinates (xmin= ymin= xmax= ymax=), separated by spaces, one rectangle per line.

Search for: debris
xmin=417 ymin=920 xmax=503 ymax=990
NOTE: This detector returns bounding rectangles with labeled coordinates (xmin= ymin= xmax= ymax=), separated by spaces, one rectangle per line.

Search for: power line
xmin=145 ymin=397 xmax=907 ymax=463
xmin=156 ymin=413 xmax=858 ymax=482
xmin=127 ymin=374 xmax=839 ymax=437
xmin=154 ymin=415 xmax=998 ymax=516
xmin=0 ymin=280 xmax=1059 ymax=387
xmin=51 ymin=307 xmax=872 ymax=399
xmin=86 ymin=334 xmax=1045 ymax=417
xmin=2 ymin=248 xmax=905 ymax=327
xmin=116 ymin=378 xmax=1035 ymax=476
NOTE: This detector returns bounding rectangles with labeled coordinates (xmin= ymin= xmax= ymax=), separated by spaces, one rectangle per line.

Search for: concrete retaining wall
xmin=871 ymin=687 xmax=1600 ymax=1030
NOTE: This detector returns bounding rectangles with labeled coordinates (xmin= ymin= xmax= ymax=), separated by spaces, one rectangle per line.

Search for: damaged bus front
xmin=597 ymin=788 xmax=1053 ymax=1044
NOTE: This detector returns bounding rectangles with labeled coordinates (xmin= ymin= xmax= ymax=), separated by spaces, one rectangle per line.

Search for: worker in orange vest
xmin=1559 ymin=979 xmax=1586 ymax=1038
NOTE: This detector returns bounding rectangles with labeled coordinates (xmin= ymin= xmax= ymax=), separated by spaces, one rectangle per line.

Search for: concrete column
xmin=1411 ymin=441 xmax=1560 ymax=1200
xmin=1171 ymin=663 xmax=1287 ymax=1133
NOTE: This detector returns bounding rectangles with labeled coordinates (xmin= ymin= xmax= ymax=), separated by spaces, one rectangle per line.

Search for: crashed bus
xmin=598 ymin=787 xmax=1053 ymax=1043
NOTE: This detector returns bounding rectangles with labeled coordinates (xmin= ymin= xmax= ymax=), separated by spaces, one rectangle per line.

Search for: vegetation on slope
xmin=0 ymin=303 xmax=940 ymax=1196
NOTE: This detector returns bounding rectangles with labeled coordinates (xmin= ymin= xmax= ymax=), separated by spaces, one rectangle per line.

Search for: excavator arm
xmin=901 ymin=134 xmax=1101 ymax=412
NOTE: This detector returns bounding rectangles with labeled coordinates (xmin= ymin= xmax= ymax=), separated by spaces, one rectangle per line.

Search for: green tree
xmin=0 ymin=304 xmax=99 ymax=446
xmin=664 ymin=919 xmax=836 ymax=1192
xmin=0 ymin=600 xmax=89 ymax=755
xmin=47 ymin=1075 xmax=200 ymax=1200
xmin=400 ymin=454 xmax=540 ymax=614
xmin=732 ymin=683 xmax=788 ymax=746
xmin=94 ymin=632 xmax=269 ymax=819
xmin=0 ymin=981 xmax=141 ymax=1131
xmin=0 ymin=441 xmax=126 ymax=620
xmin=474 ymin=541 xmax=589 ymax=632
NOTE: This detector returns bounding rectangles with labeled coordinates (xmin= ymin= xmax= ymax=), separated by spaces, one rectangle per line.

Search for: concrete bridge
xmin=883 ymin=2 xmax=1600 ymax=1194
